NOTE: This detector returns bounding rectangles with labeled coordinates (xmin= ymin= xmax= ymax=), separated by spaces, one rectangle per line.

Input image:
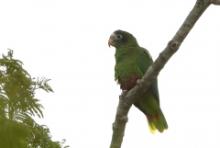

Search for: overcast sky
xmin=0 ymin=0 xmax=220 ymax=148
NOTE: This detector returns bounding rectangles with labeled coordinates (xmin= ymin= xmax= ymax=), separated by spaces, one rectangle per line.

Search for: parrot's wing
xmin=138 ymin=48 xmax=153 ymax=73
xmin=138 ymin=48 xmax=160 ymax=103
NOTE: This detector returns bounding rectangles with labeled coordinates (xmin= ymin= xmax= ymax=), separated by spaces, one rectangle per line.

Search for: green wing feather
xmin=134 ymin=47 xmax=168 ymax=132
xmin=137 ymin=48 xmax=160 ymax=103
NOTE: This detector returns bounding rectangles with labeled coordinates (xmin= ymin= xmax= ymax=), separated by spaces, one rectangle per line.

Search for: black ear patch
xmin=114 ymin=30 xmax=130 ymax=43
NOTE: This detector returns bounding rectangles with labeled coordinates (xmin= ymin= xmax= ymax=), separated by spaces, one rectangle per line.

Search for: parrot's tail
xmin=146 ymin=110 xmax=168 ymax=133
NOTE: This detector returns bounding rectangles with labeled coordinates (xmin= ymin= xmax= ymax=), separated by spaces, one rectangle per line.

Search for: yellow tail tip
xmin=149 ymin=123 xmax=157 ymax=134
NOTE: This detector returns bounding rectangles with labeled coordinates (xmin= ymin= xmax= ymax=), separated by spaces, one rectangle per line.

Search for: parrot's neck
xmin=114 ymin=38 xmax=139 ymax=63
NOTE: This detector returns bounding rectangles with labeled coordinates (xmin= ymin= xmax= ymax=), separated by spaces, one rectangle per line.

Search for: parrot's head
xmin=108 ymin=30 xmax=138 ymax=48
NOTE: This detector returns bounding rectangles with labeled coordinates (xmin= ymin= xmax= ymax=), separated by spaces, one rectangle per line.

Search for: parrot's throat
xmin=115 ymin=46 xmax=136 ymax=63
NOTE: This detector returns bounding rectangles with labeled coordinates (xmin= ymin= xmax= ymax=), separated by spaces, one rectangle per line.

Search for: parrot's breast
xmin=114 ymin=48 xmax=143 ymax=90
xmin=115 ymin=61 xmax=142 ymax=90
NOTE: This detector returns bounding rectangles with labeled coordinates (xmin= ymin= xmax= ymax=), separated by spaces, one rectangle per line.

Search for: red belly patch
xmin=120 ymin=75 xmax=141 ymax=90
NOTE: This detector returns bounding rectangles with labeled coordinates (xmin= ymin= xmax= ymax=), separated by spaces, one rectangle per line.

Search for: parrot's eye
xmin=116 ymin=34 xmax=123 ymax=40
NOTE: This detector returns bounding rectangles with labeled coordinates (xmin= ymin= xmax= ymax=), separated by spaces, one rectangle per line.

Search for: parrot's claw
xmin=122 ymin=90 xmax=128 ymax=93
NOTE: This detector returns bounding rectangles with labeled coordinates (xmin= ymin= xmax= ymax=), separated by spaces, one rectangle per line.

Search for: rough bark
xmin=110 ymin=0 xmax=219 ymax=148
xmin=211 ymin=0 xmax=220 ymax=5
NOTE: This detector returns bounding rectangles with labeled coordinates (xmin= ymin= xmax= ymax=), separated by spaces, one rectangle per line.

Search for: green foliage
xmin=24 ymin=117 xmax=64 ymax=148
xmin=0 ymin=117 xmax=30 ymax=148
xmin=0 ymin=50 xmax=68 ymax=148
xmin=0 ymin=50 xmax=53 ymax=120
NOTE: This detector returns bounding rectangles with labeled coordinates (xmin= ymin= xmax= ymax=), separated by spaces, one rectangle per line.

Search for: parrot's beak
xmin=108 ymin=38 xmax=113 ymax=47
xmin=108 ymin=33 xmax=115 ymax=47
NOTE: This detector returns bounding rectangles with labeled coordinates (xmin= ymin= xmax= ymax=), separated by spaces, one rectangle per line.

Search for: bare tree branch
xmin=210 ymin=0 xmax=220 ymax=5
xmin=110 ymin=0 xmax=215 ymax=148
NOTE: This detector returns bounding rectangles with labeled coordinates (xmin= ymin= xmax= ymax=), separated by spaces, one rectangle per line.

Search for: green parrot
xmin=108 ymin=30 xmax=168 ymax=133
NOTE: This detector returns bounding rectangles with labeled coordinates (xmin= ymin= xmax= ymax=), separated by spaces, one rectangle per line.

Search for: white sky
xmin=0 ymin=0 xmax=220 ymax=147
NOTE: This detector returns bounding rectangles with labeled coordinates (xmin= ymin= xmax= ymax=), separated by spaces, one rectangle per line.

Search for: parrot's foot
xmin=136 ymin=79 xmax=143 ymax=84
xmin=122 ymin=90 xmax=128 ymax=93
